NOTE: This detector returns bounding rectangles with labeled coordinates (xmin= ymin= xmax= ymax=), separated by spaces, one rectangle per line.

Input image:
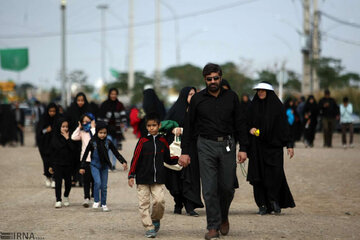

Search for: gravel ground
xmin=0 ymin=128 xmax=359 ymax=240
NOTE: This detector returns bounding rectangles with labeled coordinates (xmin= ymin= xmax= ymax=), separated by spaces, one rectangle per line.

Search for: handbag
xmin=164 ymin=136 xmax=183 ymax=171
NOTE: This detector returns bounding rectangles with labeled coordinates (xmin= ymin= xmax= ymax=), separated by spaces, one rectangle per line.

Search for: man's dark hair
xmin=324 ymin=89 xmax=330 ymax=96
xmin=202 ymin=63 xmax=222 ymax=77
xmin=343 ymin=97 xmax=349 ymax=103
xmin=145 ymin=112 xmax=161 ymax=125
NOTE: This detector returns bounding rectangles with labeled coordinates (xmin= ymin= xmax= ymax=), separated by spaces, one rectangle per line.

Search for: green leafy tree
xmin=220 ymin=62 xmax=254 ymax=95
xmin=164 ymin=64 xmax=203 ymax=91
xmin=313 ymin=57 xmax=360 ymax=89
xmin=255 ymin=70 xmax=278 ymax=87
xmin=284 ymin=70 xmax=301 ymax=92
xmin=106 ymin=71 xmax=154 ymax=104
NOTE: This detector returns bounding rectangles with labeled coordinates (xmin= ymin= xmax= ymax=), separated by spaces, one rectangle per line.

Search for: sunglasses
xmin=205 ymin=76 xmax=221 ymax=81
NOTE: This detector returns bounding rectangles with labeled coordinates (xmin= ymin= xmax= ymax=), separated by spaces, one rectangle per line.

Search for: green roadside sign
xmin=0 ymin=48 xmax=29 ymax=72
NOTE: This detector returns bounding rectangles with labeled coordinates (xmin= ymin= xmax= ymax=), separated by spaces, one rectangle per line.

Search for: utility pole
xmin=97 ymin=4 xmax=108 ymax=84
xmin=301 ymin=0 xmax=311 ymax=95
xmin=154 ymin=0 xmax=161 ymax=92
xmin=128 ymin=0 xmax=135 ymax=101
xmin=312 ymin=0 xmax=320 ymax=92
xmin=60 ymin=0 xmax=67 ymax=107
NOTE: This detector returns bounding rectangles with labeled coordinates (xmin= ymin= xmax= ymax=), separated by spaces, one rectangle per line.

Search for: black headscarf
xmin=41 ymin=102 xmax=59 ymax=129
xmin=220 ymin=79 xmax=231 ymax=90
xmin=165 ymin=87 xmax=196 ymax=127
xmin=93 ymin=121 xmax=109 ymax=166
xmin=66 ymin=92 xmax=89 ymax=132
xmin=99 ymin=88 xmax=124 ymax=116
xmin=304 ymin=95 xmax=319 ymax=118
xmin=53 ymin=117 xmax=67 ymax=137
xmin=143 ymin=88 xmax=166 ymax=120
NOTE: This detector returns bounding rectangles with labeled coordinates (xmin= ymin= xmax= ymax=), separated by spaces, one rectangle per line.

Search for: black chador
xmin=164 ymin=87 xmax=204 ymax=214
xmin=36 ymin=103 xmax=59 ymax=178
xmin=246 ymin=90 xmax=295 ymax=213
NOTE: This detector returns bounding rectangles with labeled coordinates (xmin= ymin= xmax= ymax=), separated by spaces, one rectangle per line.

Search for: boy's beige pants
xmin=137 ymin=184 xmax=165 ymax=230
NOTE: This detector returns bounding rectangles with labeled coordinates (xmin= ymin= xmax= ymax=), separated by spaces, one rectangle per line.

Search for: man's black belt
xmin=200 ymin=134 xmax=232 ymax=142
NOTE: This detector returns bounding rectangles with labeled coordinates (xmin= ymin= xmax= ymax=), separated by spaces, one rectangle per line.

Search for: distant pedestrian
xmin=340 ymin=97 xmax=354 ymax=148
xmin=240 ymin=93 xmax=251 ymax=114
xmin=128 ymin=113 xmax=174 ymax=238
xmin=139 ymin=86 xmax=166 ymax=137
xmin=13 ymin=102 xmax=25 ymax=146
xmin=246 ymin=81 xmax=295 ymax=215
xmin=49 ymin=117 xmax=75 ymax=208
xmin=318 ymin=90 xmax=339 ymax=148
xmin=303 ymin=95 xmax=319 ymax=148
xmin=98 ymin=88 xmax=127 ymax=170
xmin=79 ymin=121 xmax=127 ymax=212
xmin=71 ymin=113 xmax=96 ymax=207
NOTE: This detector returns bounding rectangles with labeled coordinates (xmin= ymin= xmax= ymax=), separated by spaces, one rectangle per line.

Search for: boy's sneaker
xmin=145 ymin=229 xmax=157 ymax=238
xmin=51 ymin=180 xmax=56 ymax=188
xmin=54 ymin=201 xmax=62 ymax=208
xmin=63 ymin=197 xmax=70 ymax=207
xmin=92 ymin=202 xmax=100 ymax=209
xmin=102 ymin=205 xmax=110 ymax=212
xmin=152 ymin=221 xmax=160 ymax=232
xmin=83 ymin=198 xmax=90 ymax=208
xmin=45 ymin=177 xmax=51 ymax=188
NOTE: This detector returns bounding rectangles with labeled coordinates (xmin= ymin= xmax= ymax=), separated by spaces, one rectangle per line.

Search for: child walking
xmin=128 ymin=113 xmax=176 ymax=238
xmin=71 ymin=113 xmax=96 ymax=207
xmin=49 ymin=117 xmax=74 ymax=208
xmin=79 ymin=121 xmax=127 ymax=212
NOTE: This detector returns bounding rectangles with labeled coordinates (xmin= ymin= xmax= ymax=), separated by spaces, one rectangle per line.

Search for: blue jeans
xmin=108 ymin=135 xmax=118 ymax=169
xmin=90 ymin=164 xmax=109 ymax=206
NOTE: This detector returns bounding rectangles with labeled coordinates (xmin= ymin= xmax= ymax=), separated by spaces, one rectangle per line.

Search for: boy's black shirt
xmin=128 ymin=134 xmax=175 ymax=185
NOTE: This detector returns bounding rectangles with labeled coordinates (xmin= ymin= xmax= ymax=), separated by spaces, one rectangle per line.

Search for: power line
xmin=0 ymin=0 xmax=259 ymax=39
xmin=324 ymin=33 xmax=360 ymax=46
xmin=320 ymin=11 xmax=360 ymax=29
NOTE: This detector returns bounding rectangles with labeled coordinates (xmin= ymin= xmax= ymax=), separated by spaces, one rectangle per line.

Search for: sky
xmin=0 ymin=0 xmax=359 ymax=90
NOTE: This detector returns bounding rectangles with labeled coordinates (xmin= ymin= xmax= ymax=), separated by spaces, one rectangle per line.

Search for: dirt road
xmin=0 ymin=128 xmax=359 ymax=240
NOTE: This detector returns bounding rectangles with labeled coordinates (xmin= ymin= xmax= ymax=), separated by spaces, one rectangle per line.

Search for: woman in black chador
xmin=164 ymin=87 xmax=204 ymax=216
xmin=65 ymin=92 xmax=91 ymax=186
xmin=139 ymin=87 xmax=166 ymax=137
xmin=303 ymin=95 xmax=319 ymax=147
xmin=246 ymin=82 xmax=295 ymax=215
xmin=36 ymin=103 xmax=59 ymax=187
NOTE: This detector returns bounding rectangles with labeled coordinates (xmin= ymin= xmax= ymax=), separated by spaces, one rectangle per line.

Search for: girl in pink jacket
xmin=71 ymin=113 xmax=95 ymax=207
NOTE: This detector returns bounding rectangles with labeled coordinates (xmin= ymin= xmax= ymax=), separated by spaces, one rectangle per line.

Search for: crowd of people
xmin=0 ymin=63 xmax=356 ymax=239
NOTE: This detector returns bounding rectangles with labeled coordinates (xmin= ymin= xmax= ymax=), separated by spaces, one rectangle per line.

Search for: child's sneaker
xmin=51 ymin=180 xmax=56 ymax=188
xmin=152 ymin=221 xmax=160 ymax=232
xmin=45 ymin=177 xmax=51 ymax=188
xmin=63 ymin=197 xmax=70 ymax=207
xmin=54 ymin=201 xmax=62 ymax=208
xmin=102 ymin=205 xmax=110 ymax=212
xmin=145 ymin=229 xmax=157 ymax=238
xmin=83 ymin=198 xmax=90 ymax=208
xmin=92 ymin=202 xmax=100 ymax=209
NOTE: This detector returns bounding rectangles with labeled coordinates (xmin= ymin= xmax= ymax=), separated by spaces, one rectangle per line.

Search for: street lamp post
xmin=60 ymin=0 xmax=67 ymax=107
xmin=97 ymin=4 xmax=108 ymax=84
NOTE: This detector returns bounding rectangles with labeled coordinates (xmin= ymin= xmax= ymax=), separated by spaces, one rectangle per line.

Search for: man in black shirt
xmin=179 ymin=63 xmax=248 ymax=240
xmin=318 ymin=89 xmax=339 ymax=147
